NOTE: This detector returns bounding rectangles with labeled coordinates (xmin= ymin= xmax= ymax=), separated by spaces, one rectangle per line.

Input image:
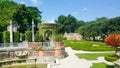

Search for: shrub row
xmin=3 ymin=31 xmax=20 ymax=43
xmin=13 ymin=31 xmax=20 ymax=42
xmin=104 ymin=54 xmax=118 ymax=62
xmin=0 ymin=32 xmax=3 ymax=43
xmin=25 ymin=30 xmax=32 ymax=42
xmin=1 ymin=30 xmax=43 ymax=43
xmin=25 ymin=30 xmax=43 ymax=42
xmin=3 ymin=31 xmax=10 ymax=43
xmin=35 ymin=33 xmax=43 ymax=42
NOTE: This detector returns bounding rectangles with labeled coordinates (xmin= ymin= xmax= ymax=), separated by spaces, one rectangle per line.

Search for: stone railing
xmin=28 ymin=42 xmax=64 ymax=48
xmin=0 ymin=42 xmax=28 ymax=51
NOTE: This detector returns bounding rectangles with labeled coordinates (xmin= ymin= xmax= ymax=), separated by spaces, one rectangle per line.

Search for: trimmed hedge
xmin=0 ymin=32 xmax=3 ymax=43
xmin=13 ymin=31 xmax=20 ymax=42
xmin=3 ymin=31 xmax=10 ymax=43
xmin=25 ymin=30 xmax=32 ymax=42
xmin=35 ymin=33 xmax=43 ymax=42
xmin=22 ymin=34 xmax=25 ymax=41
xmin=104 ymin=54 xmax=118 ymax=62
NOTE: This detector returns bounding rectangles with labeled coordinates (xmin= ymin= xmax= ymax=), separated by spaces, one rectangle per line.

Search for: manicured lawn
xmin=76 ymin=53 xmax=114 ymax=60
xmin=2 ymin=63 xmax=47 ymax=68
xmin=64 ymin=40 xmax=115 ymax=51
xmin=91 ymin=63 xmax=114 ymax=68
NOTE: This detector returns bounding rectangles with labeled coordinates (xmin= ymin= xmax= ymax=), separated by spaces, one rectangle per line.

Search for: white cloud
xmin=31 ymin=0 xmax=38 ymax=3
xmin=82 ymin=8 xmax=88 ymax=11
xmin=30 ymin=0 xmax=42 ymax=6
xmin=20 ymin=1 xmax=26 ymax=4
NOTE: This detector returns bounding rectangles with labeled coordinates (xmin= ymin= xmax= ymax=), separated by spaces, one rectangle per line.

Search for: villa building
xmin=64 ymin=32 xmax=82 ymax=40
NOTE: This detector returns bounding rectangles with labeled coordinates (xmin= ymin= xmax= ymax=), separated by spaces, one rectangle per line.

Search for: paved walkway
xmin=51 ymin=47 xmax=114 ymax=68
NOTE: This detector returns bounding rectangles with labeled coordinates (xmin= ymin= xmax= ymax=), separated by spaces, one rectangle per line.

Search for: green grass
xmin=64 ymin=40 xmax=115 ymax=51
xmin=91 ymin=63 xmax=114 ymax=68
xmin=2 ymin=63 xmax=47 ymax=68
xmin=76 ymin=53 xmax=114 ymax=60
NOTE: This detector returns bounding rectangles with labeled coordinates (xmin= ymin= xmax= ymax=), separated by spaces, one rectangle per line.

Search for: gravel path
xmin=51 ymin=47 xmax=114 ymax=68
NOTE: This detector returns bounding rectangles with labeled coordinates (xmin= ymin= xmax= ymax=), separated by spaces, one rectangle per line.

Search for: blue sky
xmin=14 ymin=0 xmax=120 ymax=22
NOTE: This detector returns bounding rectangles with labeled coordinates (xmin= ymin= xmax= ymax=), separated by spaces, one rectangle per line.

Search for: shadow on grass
xmin=107 ymin=65 xmax=114 ymax=68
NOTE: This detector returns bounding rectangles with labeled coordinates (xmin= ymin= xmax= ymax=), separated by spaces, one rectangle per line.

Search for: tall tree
xmin=13 ymin=4 xmax=42 ymax=33
xmin=0 ymin=0 xmax=18 ymax=31
xmin=56 ymin=14 xmax=78 ymax=34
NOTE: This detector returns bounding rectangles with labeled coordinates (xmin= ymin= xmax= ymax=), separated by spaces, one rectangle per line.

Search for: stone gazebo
xmin=38 ymin=22 xmax=56 ymax=42
xmin=30 ymin=22 xmax=65 ymax=59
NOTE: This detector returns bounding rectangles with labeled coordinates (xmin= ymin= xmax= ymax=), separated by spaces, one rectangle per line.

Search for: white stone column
xmin=32 ymin=19 xmax=35 ymax=42
xmin=10 ymin=20 xmax=13 ymax=47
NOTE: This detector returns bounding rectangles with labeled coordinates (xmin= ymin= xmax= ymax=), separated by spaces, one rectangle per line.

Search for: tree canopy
xmin=0 ymin=0 xmax=18 ymax=31
xmin=0 ymin=0 xmax=42 ymax=33
xmin=55 ymin=14 xmax=85 ymax=34
xmin=77 ymin=16 xmax=120 ymax=41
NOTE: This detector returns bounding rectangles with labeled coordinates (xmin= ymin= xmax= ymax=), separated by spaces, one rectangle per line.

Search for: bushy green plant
xmin=22 ymin=34 xmax=25 ymax=41
xmin=3 ymin=31 xmax=10 ymax=43
xmin=13 ymin=31 xmax=20 ymax=42
xmin=55 ymin=34 xmax=64 ymax=42
xmin=35 ymin=33 xmax=43 ymax=42
xmin=105 ymin=54 xmax=118 ymax=62
xmin=25 ymin=30 xmax=32 ymax=42
xmin=0 ymin=32 xmax=3 ymax=43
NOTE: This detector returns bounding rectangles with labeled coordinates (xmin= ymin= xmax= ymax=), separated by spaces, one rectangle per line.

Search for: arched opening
xmin=44 ymin=30 xmax=52 ymax=42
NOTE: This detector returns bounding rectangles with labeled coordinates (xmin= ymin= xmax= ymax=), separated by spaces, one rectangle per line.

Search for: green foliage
xmin=22 ymin=34 xmax=25 ymax=41
xmin=0 ymin=1 xmax=42 ymax=33
xmin=55 ymin=34 xmax=64 ymax=42
xmin=64 ymin=40 xmax=115 ymax=51
xmin=3 ymin=31 xmax=10 ymax=43
xmin=25 ymin=30 xmax=32 ymax=42
xmin=0 ymin=0 xmax=18 ymax=31
xmin=104 ymin=54 xmax=118 ymax=62
xmin=35 ymin=33 xmax=43 ymax=42
xmin=13 ymin=4 xmax=42 ymax=33
xmin=0 ymin=32 xmax=3 ymax=43
xmin=56 ymin=14 xmax=83 ymax=33
xmin=77 ymin=17 xmax=120 ymax=41
xmin=76 ymin=53 xmax=114 ymax=60
xmin=13 ymin=31 xmax=20 ymax=42
xmin=91 ymin=63 xmax=114 ymax=68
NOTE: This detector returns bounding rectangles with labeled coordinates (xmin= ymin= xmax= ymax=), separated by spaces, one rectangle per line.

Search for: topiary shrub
xmin=25 ymin=30 xmax=32 ymax=42
xmin=3 ymin=31 xmax=10 ymax=43
xmin=13 ymin=31 xmax=20 ymax=42
xmin=104 ymin=54 xmax=118 ymax=62
xmin=0 ymin=32 xmax=3 ymax=43
xmin=35 ymin=33 xmax=43 ymax=42
xmin=22 ymin=34 xmax=25 ymax=41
